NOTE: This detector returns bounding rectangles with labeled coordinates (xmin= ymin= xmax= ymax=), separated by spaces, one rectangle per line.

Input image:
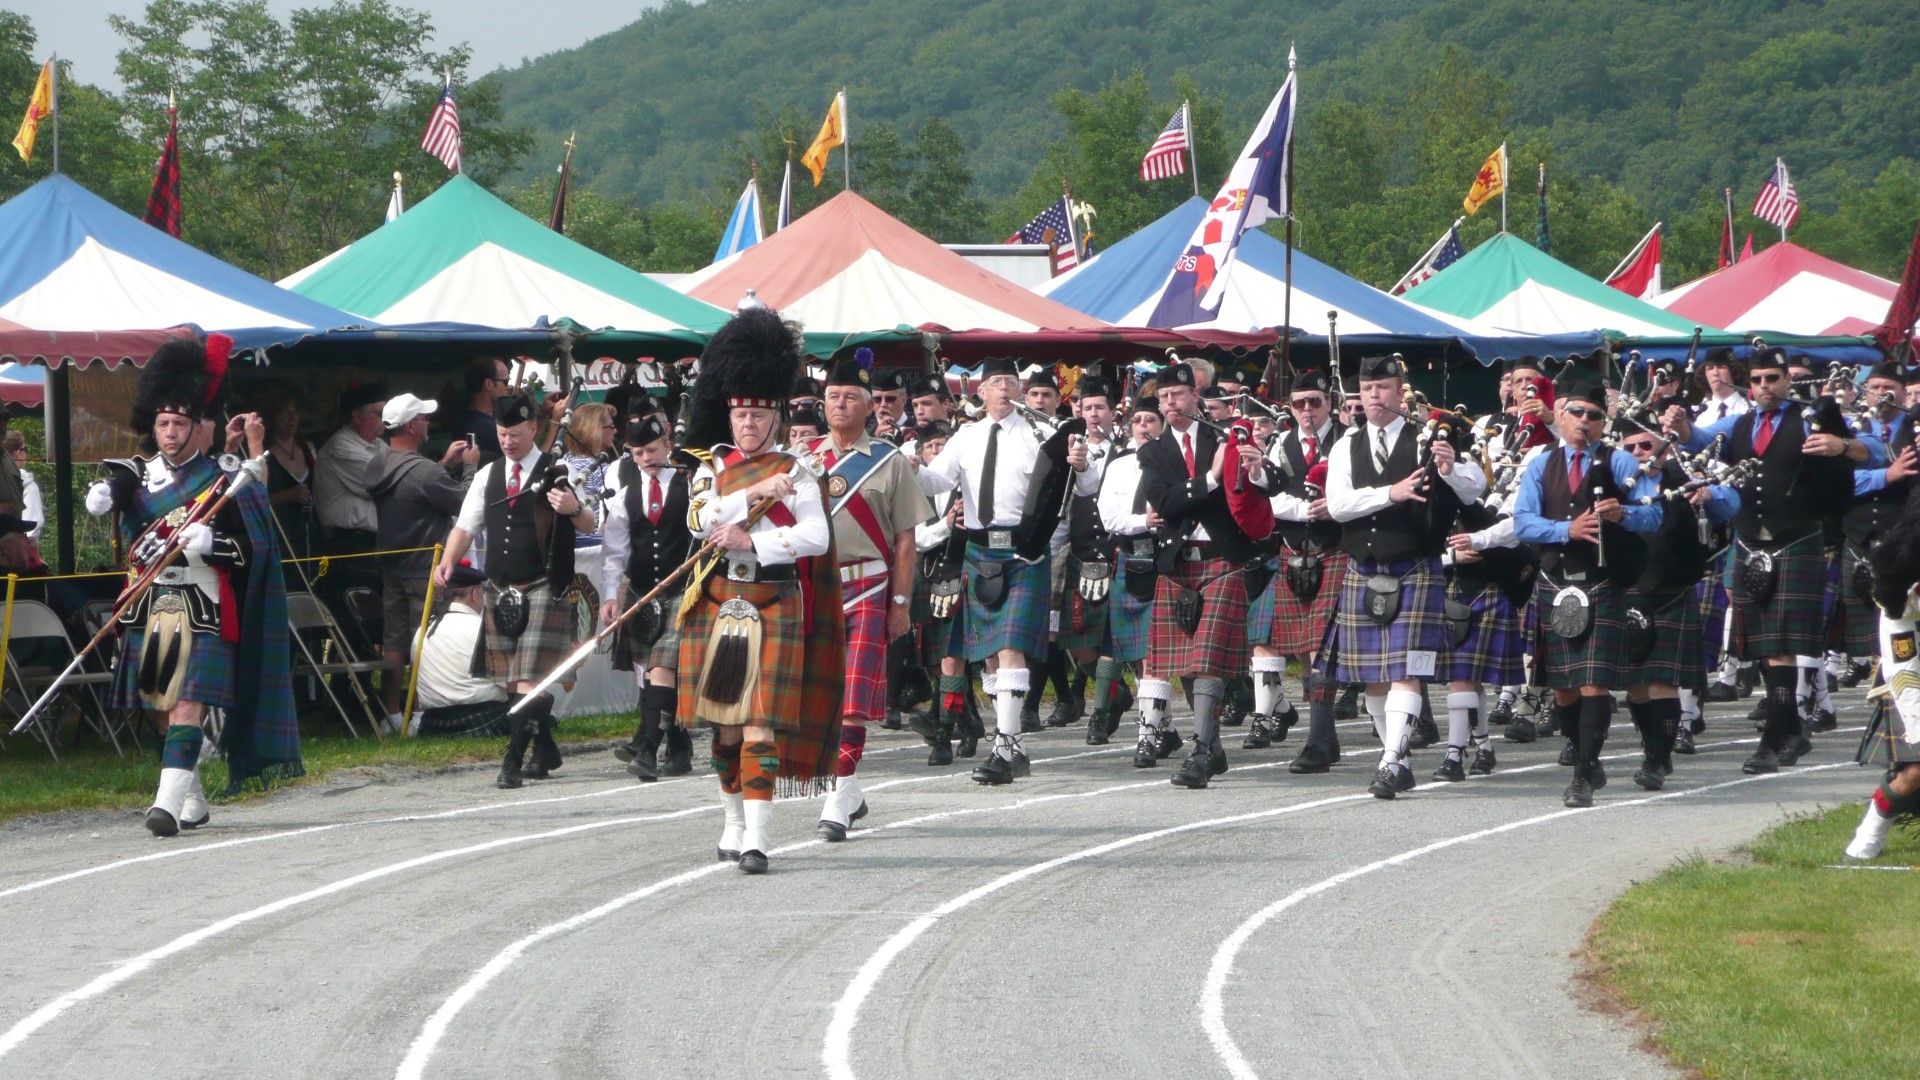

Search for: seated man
xmin=409 ymin=562 xmax=510 ymax=736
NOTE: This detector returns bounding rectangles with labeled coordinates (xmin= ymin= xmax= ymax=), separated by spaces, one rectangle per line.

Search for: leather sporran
xmin=631 ymin=598 xmax=667 ymax=647
xmin=1737 ymin=549 xmax=1777 ymax=605
xmin=1243 ymin=560 xmax=1275 ymax=603
xmin=1549 ymin=587 xmax=1594 ymax=641
xmin=1624 ymin=606 xmax=1655 ymax=663
xmin=1285 ymin=553 xmax=1325 ymax=603
xmin=1175 ymin=583 xmax=1205 ymax=635
xmin=1123 ymin=557 xmax=1157 ymax=602
xmin=970 ymin=560 xmax=1011 ymax=611
xmin=1444 ymin=597 xmax=1474 ymax=649
xmin=1364 ymin=574 xmax=1402 ymax=626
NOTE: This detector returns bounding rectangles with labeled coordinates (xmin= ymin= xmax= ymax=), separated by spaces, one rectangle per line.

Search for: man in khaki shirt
xmin=800 ymin=355 xmax=934 ymax=841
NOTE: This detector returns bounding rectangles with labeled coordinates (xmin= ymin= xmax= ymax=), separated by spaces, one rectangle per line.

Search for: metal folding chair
xmin=1 ymin=600 xmax=126 ymax=760
xmin=285 ymin=591 xmax=393 ymax=738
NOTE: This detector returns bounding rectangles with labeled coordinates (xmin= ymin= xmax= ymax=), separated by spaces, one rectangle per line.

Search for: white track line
xmin=1197 ymin=762 xmax=1851 ymax=1080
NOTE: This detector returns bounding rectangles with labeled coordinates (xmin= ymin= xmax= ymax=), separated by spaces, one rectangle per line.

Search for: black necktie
xmin=978 ymin=422 xmax=1000 ymax=527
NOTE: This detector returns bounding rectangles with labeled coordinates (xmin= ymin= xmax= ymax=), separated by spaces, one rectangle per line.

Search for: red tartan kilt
xmin=1267 ymin=552 xmax=1346 ymax=655
xmin=1149 ymin=556 xmax=1251 ymax=676
xmin=840 ymin=572 xmax=890 ymax=722
xmin=677 ymin=577 xmax=808 ymax=727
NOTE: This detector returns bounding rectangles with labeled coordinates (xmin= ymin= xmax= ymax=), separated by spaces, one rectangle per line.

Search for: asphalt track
xmin=0 ymin=691 xmax=1874 ymax=1079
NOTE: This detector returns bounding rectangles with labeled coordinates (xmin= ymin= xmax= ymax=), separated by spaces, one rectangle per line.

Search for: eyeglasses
xmin=1564 ymin=405 xmax=1605 ymax=421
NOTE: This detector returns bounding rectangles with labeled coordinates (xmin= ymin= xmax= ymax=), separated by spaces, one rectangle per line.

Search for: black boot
xmin=518 ymin=694 xmax=559 ymax=779
xmin=1333 ymin=682 xmax=1361 ymax=719
xmin=1085 ymin=706 xmax=1110 ymax=746
xmin=629 ymin=686 xmax=673 ymax=781
xmin=1288 ymin=741 xmax=1334 ymax=774
xmin=927 ymin=696 xmax=955 ymax=767
xmin=662 ymin=724 xmax=693 ymax=776
xmin=496 ymin=713 xmax=533 ymax=789
xmin=1242 ymin=714 xmax=1274 ymax=750
xmin=1171 ymin=745 xmax=1212 ymax=788
xmin=1745 ymin=665 xmax=1795 ymax=774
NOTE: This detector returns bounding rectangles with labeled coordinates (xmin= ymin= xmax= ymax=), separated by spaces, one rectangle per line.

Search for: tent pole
xmin=47 ymin=364 xmax=73 ymax=574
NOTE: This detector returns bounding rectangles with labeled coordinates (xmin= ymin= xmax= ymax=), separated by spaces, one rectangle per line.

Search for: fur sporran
xmin=696 ymin=598 xmax=762 ymax=725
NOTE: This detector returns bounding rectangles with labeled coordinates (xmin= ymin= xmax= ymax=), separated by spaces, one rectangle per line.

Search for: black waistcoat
xmin=1729 ymin=402 xmax=1823 ymax=543
xmin=619 ymin=457 xmax=692 ymax=592
xmin=1842 ymin=415 xmax=1915 ymax=548
xmin=481 ymin=451 xmax=575 ymax=587
xmin=1339 ymin=424 xmax=1433 ymax=563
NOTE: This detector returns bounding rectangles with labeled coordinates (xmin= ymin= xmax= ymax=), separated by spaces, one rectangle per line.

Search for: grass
xmin=0 ymin=707 xmax=640 ymax=825
xmin=1588 ymin=801 xmax=1920 ymax=1080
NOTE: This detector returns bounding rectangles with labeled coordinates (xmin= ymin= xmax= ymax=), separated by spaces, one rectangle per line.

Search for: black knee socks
xmin=1577 ymin=695 xmax=1611 ymax=770
xmin=1762 ymin=665 xmax=1798 ymax=751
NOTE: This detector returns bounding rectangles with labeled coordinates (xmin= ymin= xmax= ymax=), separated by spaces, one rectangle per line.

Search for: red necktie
xmin=1302 ymin=434 xmax=1318 ymax=467
xmin=507 ymin=462 xmax=522 ymax=503
xmin=1183 ymin=432 xmax=1195 ymax=478
xmin=646 ymin=475 xmax=662 ymax=525
xmin=1753 ymin=410 xmax=1777 ymax=455
xmin=1567 ymin=450 xmax=1585 ymax=493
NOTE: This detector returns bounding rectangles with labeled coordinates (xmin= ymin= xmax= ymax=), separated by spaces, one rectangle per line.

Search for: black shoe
xmin=738 ymin=850 xmax=769 ymax=874
xmin=1367 ymin=765 xmax=1401 ymax=800
xmin=496 ymin=732 xmax=527 ymax=788
xmin=1085 ymin=709 xmax=1110 ymax=746
xmin=1689 ymin=712 xmax=1707 ymax=735
xmin=881 ymin=708 xmax=906 ymax=731
xmin=1706 ymin=681 xmax=1738 ymax=702
xmin=626 ymin=751 xmax=660 ymax=781
xmin=1843 ymin=661 xmax=1870 ymax=688
xmin=927 ymin=739 xmax=953 ymax=766
xmin=1275 ymin=704 xmax=1299 ymax=740
xmin=613 ymin=741 xmax=637 ymax=763
xmin=1133 ymin=734 xmax=1159 ymax=769
xmin=956 ymin=730 xmax=979 ymax=758
xmin=1468 ymin=746 xmax=1497 ymax=775
xmin=1411 ymin=715 xmax=1440 ymax=750
xmin=1020 ymin=705 xmax=1043 ymax=733
xmin=971 ymin=753 xmax=1016 ymax=785
xmin=907 ymin=710 xmax=941 ymax=746
xmin=1044 ymin=696 xmax=1083 ymax=728
xmin=1590 ymin=762 xmax=1608 ymax=791
xmin=1242 ymin=715 xmax=1273 ymax=750
xmin=1633 ymin=758 xmax=1666 ymax=790
xmin=1810 ymin=709 xmax=1837 ymax=734
xmin=1505 ymin=718 xmax=1538 ymax=743
xmin=662 ymin=728 xmax=693 ymax=776
xmin=1779 ymin=734 xmax=1812 ymax=766
xmin=816 ymin=819 xmax=848 ymax=842
xmin=1673 ymin=729 xmax=1696 ymax=755
xmin=1220 ymin=697 xmax=1247 ymax=728
xmin=1154 ymin=728 xmax=1183 ymax=761
xmin=1289 ymin=743 xmax=1334 ymax=774
xmin=1394 ymin=764 xmax=1416 ymax=792
xmin=1334 ymin=684 xmax=1360 ymax=720
xmin=521 ymin=758 xmax=551 ymax=780
xmin=1171 ymin=750 xmax=1212 ymax=789
xmin=1563 ymin=776 xmax=1594 ymax=808
xmin=532 ymin=724 xmax=563 ymax=772
xmin=1826 ymin=669 xmax=1839 ymax=695
xmin=1742 ymin=748 xmax=1779 ymax=774
xmin=495 ymin=765 xmax=522 ymax=789
xmin=1489 ymin=697 xmax=1516 ymax=725
xmin=717 ymin=847 xmax=739 ymax=863
xmin=144 ymin=807 xmax=181 ymax=837
xmin=1735 ymin=666 xmax=1758 ymax=698
xmin=1432 ymin=757 xmax=1466 ymax=783
xmin=1011 ymin=750 xmax=1031 ymax=779
xmin=1558 ymin=742 xmax=1577 ymax=767
xmin=1208 ymin=744 xmax=1229 ymax=777
xmin=1748 ymin=701 xmax=1767 ymax=728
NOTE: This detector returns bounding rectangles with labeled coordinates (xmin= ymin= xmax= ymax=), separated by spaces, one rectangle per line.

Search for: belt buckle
xmin=1132 ymin=538 xmax=1155 ymax=557
xmin=1565 ymin=571 xmax=1588 ymax=583
xmin=727 ymin=561 xmax=754 ymax=582
xmin=987 ymin=529 xmax=1014 ymax=551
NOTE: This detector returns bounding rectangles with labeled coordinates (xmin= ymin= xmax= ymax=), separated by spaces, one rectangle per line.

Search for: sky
xmin=19 ymin=0 xmax=664 ymax=89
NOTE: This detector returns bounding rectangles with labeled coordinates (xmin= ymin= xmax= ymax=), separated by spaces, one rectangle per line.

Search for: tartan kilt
xmin=111 ymin=623 xmax=238 ymax=711
xmin=1149 ymin=556 xmax=1251 ymax=677
xmin=1861 ymin=615 xmax=1920 ymax=765
xmin=1268 ymin=552 xmax=1347 ymax=656
xmin=1327 ymin=556 xmax=1449 ymax=684
xmin=910 ymin=564 xmax=966 ymax=661
xmin=962 ymin=546 xmax=1050 ymax=661
xmin=1107 ymin=581 xmax=1152 ymax=663
xmin=676 ymin=576 xmax=808 ymax=728
xmin=1696 ymin=555 xmax=1731 ymax=675
xmin=1840 ymin=543 xmax=1880 ymax=656
xmin=1628 ymin=587 xmax=1705 ymax=690
xmin=840 ymin=572 xmax=890 ymax=722
xmin=484 ymin=582 xmax=576 ymax=684
xmin=1532 ymin=578 xmax=1630 ymax=690
xmin=1245 ymin=561 xmax=1276 ymax=643
xmin=1444 ymin=579 xmax=1526 ymax=685
xmin=1059 ymin=557 xmax=1114 ymax=651
xmin=1731 ymin=537 xmax=1833 ymax=660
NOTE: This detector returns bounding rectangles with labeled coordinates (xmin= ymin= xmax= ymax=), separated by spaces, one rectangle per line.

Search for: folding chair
xmin=341 ymin=586 xmax=385 ymax=659
xmin=79 ymin=600 xmax=145 ymax=753
xmin=1 ymin=600 xmax=126 ymax=760
xmin=285 ymin=591 xmax=394 ymax=738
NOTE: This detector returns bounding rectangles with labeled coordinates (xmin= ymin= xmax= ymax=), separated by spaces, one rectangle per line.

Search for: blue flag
xmin=715 ymin=179 xmax=765 ymax=262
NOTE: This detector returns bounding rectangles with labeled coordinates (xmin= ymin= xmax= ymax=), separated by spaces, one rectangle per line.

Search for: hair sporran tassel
xmin=697 ymin=598 xmax=763 ymax=725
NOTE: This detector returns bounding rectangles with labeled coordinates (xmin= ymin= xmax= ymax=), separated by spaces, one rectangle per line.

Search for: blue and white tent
xmin=1039 ymin=197 xmax=1602 ymax=361
xmin=0 ymin=175 xmax=363 ymax=351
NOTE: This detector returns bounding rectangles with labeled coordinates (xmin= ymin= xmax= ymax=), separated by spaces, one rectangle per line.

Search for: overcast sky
xmin=20 ymin=0 xmax=664 ymax=89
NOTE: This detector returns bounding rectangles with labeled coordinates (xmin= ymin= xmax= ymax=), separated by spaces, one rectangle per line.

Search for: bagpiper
xmin=1089 ymin=394 xmax=1164 ymax=745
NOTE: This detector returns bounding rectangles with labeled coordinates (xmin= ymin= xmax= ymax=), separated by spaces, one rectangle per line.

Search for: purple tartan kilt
xmin=1149 ymin=555 xmax=1250 ymax=677
xmin=111 ymin=625 xmax=238 ymax=711
xmin=962 ymin=547 xmax=1050 ymax=662
xmin=1268 ymin=552 xmax=1346 ymax=655
xmin=1697 ymin=555 xmax=1731 ymax=673
xmin=1107 ymin=582 xmax=1152 ymax=663
xmin=1533 ymin=578 xmax=1630 ymax=690
xmin=1326 ymin=556 xmax=1449 ymax=684
xmin=840 ymin=572 xmax=890 ymax=722
xmin=1840 ymin=544 xmax=1879 ymax=656
xmin=1731 ymin=536 xmax=1833 ymax=660
xmin=1444 ymin=579 xmax=1526 ymax=685
xmin=1628 ymin=587 xmax=1705 ymax=689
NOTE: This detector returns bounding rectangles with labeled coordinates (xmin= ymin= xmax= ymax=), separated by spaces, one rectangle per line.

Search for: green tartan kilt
xmin=1533 ymin=578 xmax=1631 ymax=691
xmin=676 ymin=576 xmax=808 ymax=728
xmin=962 ymin=547 xmax=1050 ymax=661
xmin=1731 ymin=536 xmax=1833 ymax=660
xmin=1627 ymin=586 xmax=1706 ymax=690
xmin=111 ymin=623 xmax=237 ymax=711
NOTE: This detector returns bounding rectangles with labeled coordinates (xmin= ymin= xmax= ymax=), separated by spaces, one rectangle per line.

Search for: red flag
xmin=1876 ymin=219 xmax=1920 ymax=357
xmin=1741 ymin=233 xmax=1754 ymax=261
xmin=142 ymin=107 xmax=181 ymax=237
xmin=1606 ymin=225 xmax=1662 ymax=299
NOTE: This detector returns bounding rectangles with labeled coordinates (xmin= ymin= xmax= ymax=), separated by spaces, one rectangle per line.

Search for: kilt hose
xmin=840 ymin=571 xmax=891 ymax=722
xmin=1106 ymin=581 xmax=1152 ymax=663
xmin=962 ymin=545 xmax=1050 ymax=662
xmin=676 ymin=576 xmax=809 ymax=729
xmin=1246 ymin=560 xmax=1276 ymax=643
xmin=111 ymin=617 xmax=238 ymax=711
xmin=1059 ymin=556 xmax=1114 ymax=652
xmin=1841 ymin=542 xmax=1881 ymax=656
xmin=484 ymin=582 xmax=577 ymax=685
xmin=1628 ymin=586 xmax=1706 ymax=690
xmin=1325 ymin=555 xmax=1449 ymax=685
xmin=1532 ymin=577 xmax=1630 ymax=691
xmin=1149 ymin=555 xmax=1251 ymax=677
xmin=1268 ymin=551 xmax=1347 ymax=656
xmin=1731 ymin=534 xmax=1834 ymax=660
xmin=1444 ymin=578 xmax=1526 ymax=685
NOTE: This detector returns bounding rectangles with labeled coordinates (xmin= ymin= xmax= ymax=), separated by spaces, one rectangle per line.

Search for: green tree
xmin=906 ymin=117 xmax=986 ymax=243
xmin=0 ymin=14 xmax=147 ymax=207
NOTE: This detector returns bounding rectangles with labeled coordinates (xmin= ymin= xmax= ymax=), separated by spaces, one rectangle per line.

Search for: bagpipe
xmin=1009 ymin=401 xmax=1089 ymax=563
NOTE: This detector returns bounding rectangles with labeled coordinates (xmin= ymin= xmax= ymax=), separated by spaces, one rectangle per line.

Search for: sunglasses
xmin=1623 ymin=440 xmax=1658 ymax=452
xmin=1752 ymin=372 xmax=1786 ymax=384
xmin=1564 ymin=404 xmax=1606 ymax=421
xmin=1290 ymin=397 xmax=1327 ymax=409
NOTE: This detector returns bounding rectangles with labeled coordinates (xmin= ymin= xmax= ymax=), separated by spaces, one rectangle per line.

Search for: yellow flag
xmin=801 ymin=92 xmax=845 ymax=187
xmin=1462 ymin=143 xmax=1508 ymax=216
xmin=12 ymin=58 xmax=53 ymax=162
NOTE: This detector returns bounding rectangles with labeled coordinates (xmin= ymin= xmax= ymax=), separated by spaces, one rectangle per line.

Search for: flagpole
xmin=841 ymin=89 xmax=850 ymax=190
xmin=48 ymin=52 xmax=58 ymax=174
xmin=1498 ymin=142 xmax=1507 ymax=234
xmin=1185 ymin=100 xmax=1199 ymax=198
xmin=1776 ymin=159 xmax=1788 ymax=242
xmin=1277 ymin=47 xmax=1297 ymax=401
xmin=1723 ymin=187 xmax=1736 ymax=264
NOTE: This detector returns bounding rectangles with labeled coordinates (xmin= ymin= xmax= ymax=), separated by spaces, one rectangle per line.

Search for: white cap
xmin=382 ymin=393 xmax=439 ymax=429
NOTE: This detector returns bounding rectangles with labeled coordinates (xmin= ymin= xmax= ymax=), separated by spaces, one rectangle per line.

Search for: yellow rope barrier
xmin=0 ymin=575 xmax=16 ymax=703
xmin=399 ymin=544 xmax=443 ymax=738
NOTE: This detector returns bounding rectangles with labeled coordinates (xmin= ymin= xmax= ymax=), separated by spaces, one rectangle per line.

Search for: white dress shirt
xmin=600 ymin=463 xmax=674 ymax=598
xmin=312 ymin=425 xmax=381 ymax=532
xmin=1693 ymin=389 xmax=1751 ymax=422
xmin=1269 ymin=419 xmax=1336 ymax=522
xmin=1097 ymin=451 xmax=1153 ymax=536
xmin=21 ymin=468 xmax=42 ymax=541
xmin=917 ymin=411 xmax=1100 ymax=529
xmin=688 ymin=451 xmax=829 ymax=565
xmin=1324 ymin=417 xmax=1487 ymax=522
xmin=452 ymin=444 xmax=547 ymax=536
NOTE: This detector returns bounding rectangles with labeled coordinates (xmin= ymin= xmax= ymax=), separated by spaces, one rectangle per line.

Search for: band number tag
xmin=1049 ymin=610 xmax=1061 ymax=633
xmin=1406 ymin=650 xmax=1437 ymax=678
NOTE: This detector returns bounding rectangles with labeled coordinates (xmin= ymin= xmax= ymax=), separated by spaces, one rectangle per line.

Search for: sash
xmin=812 ymin=437 xmax=898 ymax=558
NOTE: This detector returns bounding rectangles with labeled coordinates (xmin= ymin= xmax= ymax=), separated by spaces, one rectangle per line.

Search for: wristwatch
xmin=891 ymin=594 xmax=910 ymax=606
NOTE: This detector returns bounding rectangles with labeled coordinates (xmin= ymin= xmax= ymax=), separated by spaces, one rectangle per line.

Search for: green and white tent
xmin=1402 ymin=233 xmax=1705 ymax=338
xmin=280 ymin=175 xmax=728 ymax=337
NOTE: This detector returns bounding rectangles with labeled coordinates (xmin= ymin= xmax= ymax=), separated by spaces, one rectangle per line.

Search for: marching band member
xmin=1089 ymin=395 xmax=1163 ymax=745
xmin=1056 ymin=376 xmax=1120 ymax=731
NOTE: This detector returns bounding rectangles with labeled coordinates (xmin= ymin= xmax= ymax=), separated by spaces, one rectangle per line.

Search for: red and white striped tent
xmin=1652 ymin=241 xmax=1905 ymax=338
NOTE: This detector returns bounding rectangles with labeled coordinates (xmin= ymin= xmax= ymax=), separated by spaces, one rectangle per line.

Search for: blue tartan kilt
xmin=963 ymin=545 xmax=1050 ymax=662
xmin=1629 ymin=586 xmax=1706 ymax=690
xmin=1533 ymin=578 xmax=1630 ymax=690
xmin=111 ymin=626 xmax=238 ymax=711
xmin=1325 ymin=555 xmax=1450 ymax=684
xmin=1245 ymin=561 xmax=1277 ymax=642
xmin=1444 ymin=579 xmax=1526 ymax=685
xmin=1107 ymin=581 xmax=1152 ymax=663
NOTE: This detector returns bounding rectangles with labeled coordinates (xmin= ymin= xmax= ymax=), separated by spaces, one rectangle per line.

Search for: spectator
xmin=3 ymin=431 xmax=42 ymax=545
xmin=561 ymin=402 xmax=617 ymax=546
xmin=311 ymin=380 xmax=387 ymax=611
xmin=410 ymin=561 xmax=509 ymax=736
xmin=455 ymin=356 xmax=512 ymax=461
xmin=366 ymin=392 xmax=477 ymax=733
xmin=250 ymin=386 xmax=317 ymax=564
xmin=0 ymin=404 xmax=25 ymax=516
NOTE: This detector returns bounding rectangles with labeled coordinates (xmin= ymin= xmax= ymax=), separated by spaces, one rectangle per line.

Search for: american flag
xmin=1391 ymin=223 xmax=1465 ymax=295
xmin=1016 ymin=197 xmax=1079 ymax=273
xmin=1140 ymin=103 xmax=1190 ymax=181
xmin=1752 ymin=158 xmax=1799 ymax=230
xmin=420 ymin=77 xmax=462 ymax=173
